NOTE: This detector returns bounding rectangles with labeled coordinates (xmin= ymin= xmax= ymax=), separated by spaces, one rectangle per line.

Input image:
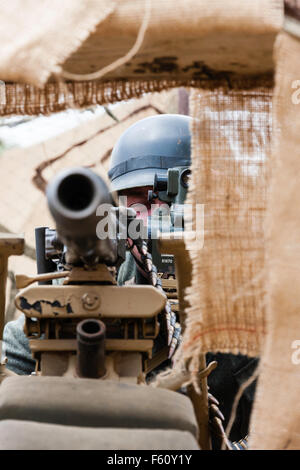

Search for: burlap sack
xmin=0 ymin=0 xmax=282 ymax=115
xmin=250 ymin=30 xmax=300 ymax=450
xmin=183 ymin=88 xmax=272 ymax=371
xmin=0 ymin=0 xmax=115 ymax=86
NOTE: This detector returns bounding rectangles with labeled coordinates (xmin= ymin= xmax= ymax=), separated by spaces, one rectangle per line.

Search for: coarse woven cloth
xmin=0 ymin=0 xmax=116 ymax=86
xmin=249 ymin=30 xmax=300 ymax=450
xmin=182 ymin=87 xmax=272 ymax=372
xmin=0 ymin=0 xmax=282 ymax=115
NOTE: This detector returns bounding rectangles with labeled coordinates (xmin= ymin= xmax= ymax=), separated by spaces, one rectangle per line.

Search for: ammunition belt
xmin=129 ymin=238 xmax=181 ymax=358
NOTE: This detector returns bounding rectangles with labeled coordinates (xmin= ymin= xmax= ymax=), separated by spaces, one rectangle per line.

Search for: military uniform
xmin=2 ymin=315 xmax=35 ymax=375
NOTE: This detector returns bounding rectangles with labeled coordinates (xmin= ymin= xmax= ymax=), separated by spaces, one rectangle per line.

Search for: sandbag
xmin=0 ymin=420 xmax=199 ymax=450
xmin=0 ymin=376 xmax=198 ymax=437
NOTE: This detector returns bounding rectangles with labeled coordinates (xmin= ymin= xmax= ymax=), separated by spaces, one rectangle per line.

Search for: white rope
xmin=61 ymin=0 xmax=151 ymax=82
xmin=222 ymin=363 xmax=260 ymax=450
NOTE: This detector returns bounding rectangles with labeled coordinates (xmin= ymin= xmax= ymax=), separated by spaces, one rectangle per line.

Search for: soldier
xmin=1 ymin=113 xmax=257 ymax=445
xmin=109 ymin=113 xmax=192 ymax=369
xmin=108 ymin=113 xmax=258 ymax=444
xmin=109 ymin=114 xmax=191 ymax=287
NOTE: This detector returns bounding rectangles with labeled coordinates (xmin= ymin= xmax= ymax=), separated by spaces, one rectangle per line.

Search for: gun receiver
xmin=14 ymin=167 xmax=167 ymax=383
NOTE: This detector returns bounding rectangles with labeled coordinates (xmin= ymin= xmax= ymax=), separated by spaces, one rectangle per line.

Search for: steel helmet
xmin=108 ymin=114 xmax=192 ymax=192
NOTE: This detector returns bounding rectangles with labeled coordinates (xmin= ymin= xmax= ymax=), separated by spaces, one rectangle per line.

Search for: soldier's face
xmin=119 ymin=186 xmax=166 ymax=224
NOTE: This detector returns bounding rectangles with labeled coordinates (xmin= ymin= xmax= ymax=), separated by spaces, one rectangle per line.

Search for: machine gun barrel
xmin=46 ymin=167 xmax=118 ymax=266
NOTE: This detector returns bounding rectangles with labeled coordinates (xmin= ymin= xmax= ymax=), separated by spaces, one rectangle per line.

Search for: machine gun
xmin=1 ymin=167 xmax=225 ymax=451
xmin=13 ymin=167 xmax=174 ymax=382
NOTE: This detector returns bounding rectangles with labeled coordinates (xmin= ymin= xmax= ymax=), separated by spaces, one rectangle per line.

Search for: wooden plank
xmin=0 ymin=234 xmax=24 ymax=339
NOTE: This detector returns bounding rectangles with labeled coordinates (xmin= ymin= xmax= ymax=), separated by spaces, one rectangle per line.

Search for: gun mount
xmin=14 ymin=167 xmax=168 ymax=383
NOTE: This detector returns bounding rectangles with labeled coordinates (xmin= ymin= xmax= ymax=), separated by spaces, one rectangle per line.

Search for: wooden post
xmin=159 ymin=234 xmax=211 ymax=449
xmin=0 ymin=234 xmax=24 ymax=339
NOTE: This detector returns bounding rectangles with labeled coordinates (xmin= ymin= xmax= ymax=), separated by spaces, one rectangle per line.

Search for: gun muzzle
xmin=76 ymin=319 xmax=106 ymax=378
xmin=46 ymin=167 xmax=118 ymax=265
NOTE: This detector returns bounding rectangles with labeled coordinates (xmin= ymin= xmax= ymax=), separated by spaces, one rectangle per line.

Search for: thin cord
xmin=61 ymin=0 xmax=151 ymax=81
xmin=222 ymin=362 xmax=260 ymax=450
